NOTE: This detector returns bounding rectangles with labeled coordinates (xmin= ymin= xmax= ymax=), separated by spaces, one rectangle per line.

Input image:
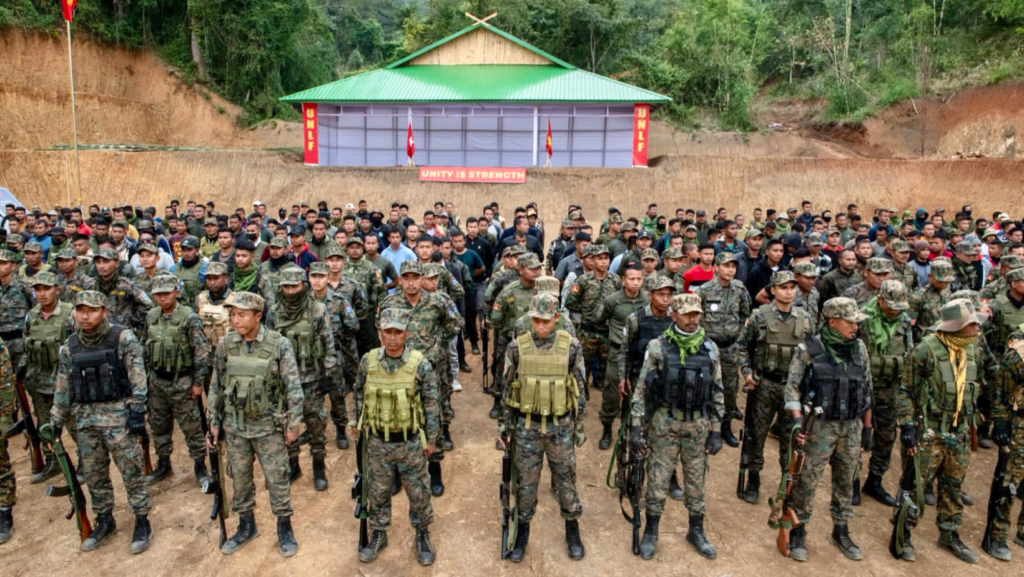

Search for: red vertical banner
xmin=632 ymin=103 xmax=650 ymax=167
xmin=302 ymin=103 xmax=318 ymax=165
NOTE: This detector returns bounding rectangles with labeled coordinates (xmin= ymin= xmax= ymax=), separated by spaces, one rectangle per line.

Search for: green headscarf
xmin=862 ymin=298 xmax=900 ymax=354
xmin=662 ymin=325 xmax=706 ymax=364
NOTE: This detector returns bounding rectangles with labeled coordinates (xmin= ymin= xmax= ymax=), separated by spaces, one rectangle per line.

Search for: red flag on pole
xmin=62 ymin=0 xmax=78 ymax=22
xmin=545 ymin=120 xmax=553 ymax=158
xmin=406 ymin=120 xmax=415 ymax=165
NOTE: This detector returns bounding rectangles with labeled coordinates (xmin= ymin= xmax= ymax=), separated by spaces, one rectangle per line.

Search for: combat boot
xmin=789 ymin=525 xmax=808 ymax=562
xmin=1015 ymin=530 xmax=1024 ymax=547
xmin=851 ymin=477 xmax=861 ymax=506
xmin=442 ymin=425 xmax=454 ymax=451
xmin=429 ymin=461 xmax=445 ymax=497
xmin=938 ymin=530 xmax=979 ymax=564
xmin=489 ymin=397 xmax=502 ymax=420
xmin=313 ymin=458 xmax=328 ymax=492
xmin=145 ymin=456 xmax=173 ymax=485
xmin=194 ymin=459 xmax=210 ymax=486
xmin=984 ymin=538 xmax=1012 ymax=561
xmin=221 ymin=513 xmax=259 ymax=555
xmin=565 ymin=519 xmax=585 ymax=560
xmin=289 ymin=456 xmax=302 ymax=483
xmin=129 ymin=514 xmax=152 ymax=555
xmin=862 ymin=472 xmax=896 ymax=506
xmin=0 ymin=507 xmax=12 ymax=544
xmin=638 ymin=514 xmax=659 ymax=560
xmin=81 ymin=512 xmax=116 ymax=551
xmin=687 ymin=514 xmax=717 ymax=559
xmin=722 ymin=420 xmax=739 ymax=448
xmin=30 ymin=456 xmax=60 ymax=484
xmin=830 ymin=524 xmax=863 ymax=560
xmin=741 ymin=471 xmax=760 ymax=504
xmin=359 ymin=530 xmax=388 ymax=562
xmin=459 ymin=360 xmax=472 ymax=373
xmin=508 ymin=522 xmax=530 ymax=563
xmin=598 ymin=423 xmax=613 ymax=450
xmin=277 ymin=516 xmax=298 ymax=558
xmin=415 ymin=527 xmax=435 ymax=566
xmin=336 ymin=425 xmax=349 ymax=450
xmin=669 ymin=470 xmax=685 ymax=501
xmin=898 ymin=527 xmax=916 ymax=562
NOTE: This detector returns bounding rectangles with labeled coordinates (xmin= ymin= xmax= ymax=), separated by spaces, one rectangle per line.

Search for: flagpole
xmin=66 ymin=19 xmax=83 ymax=207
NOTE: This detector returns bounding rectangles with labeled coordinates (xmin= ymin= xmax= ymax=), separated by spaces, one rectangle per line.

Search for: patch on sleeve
xmin=493 ymin=303 xmax=502 ymax=311
xmin=570 ymin=284 xmax=580 ymax=293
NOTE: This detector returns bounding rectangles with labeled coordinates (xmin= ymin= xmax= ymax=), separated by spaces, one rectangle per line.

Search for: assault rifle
xmin=196 ymin=394 xmax=227 ymax=546
xmin=606 ymin=393 xmax=644 ymax=555
xmin=481 ymin=318 xmax=490 ymax=392
xmin=351 ymin=428 xmax=369 ymax=551
xmin=769 ymin=406 xmax=818 ymax=556
xmin=139 ymin=428 xmax=153 ymax=476
xmin=500 ymin=409 xmax=519 ymax=559
xmin=736 ymin=381 xmax=757 ymax=498
xmin=39 ymin=423 xmax=92 ymax=542
xmin=889 ymin=454 xmax=922 ymax=559
xmin=981 ymin=446 xmax=1016 ymax=553
xmin=11 ymin=375 xmax=44 ymax=473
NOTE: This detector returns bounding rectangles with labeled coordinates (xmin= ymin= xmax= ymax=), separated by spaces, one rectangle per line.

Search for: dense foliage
xmin=2 ymin=0 xmax=1022 ymax=127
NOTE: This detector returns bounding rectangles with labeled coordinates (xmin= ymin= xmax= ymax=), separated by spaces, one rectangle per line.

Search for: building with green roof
xmin=281 ymin=19 xmax=670 ymax=168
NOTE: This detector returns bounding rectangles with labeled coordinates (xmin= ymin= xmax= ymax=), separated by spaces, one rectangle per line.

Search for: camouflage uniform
xmin=512 ymin=276 xmax=576 ymax=338
xmin=616 ymin=277 xmax=677 ymax=385
xmin=908 ymin=260 xmax=955 ymax=342
xmin=92 ymin=248 xmax=154 ymax=337
xmin=259 ymin=237 xmax=298 ymax=296
xmin=980 ymin=255 xmax=1023 ymax=301
xmin=890 ymin=240 xmax=919 ymax=292
xmin=0 ymin=337 xmax=16 ymax=511
xmin=564 ymin=246 xmax=623 ymax=395
xmin=647 ymin=247 xmax=686 ymax=294
xmin=792 ymin=261 xmax=821 ymax=324
xmin=989 ymin=268 xmax=1024 ymax=358
xmin=842 ymin=257 xmax=893 ymax=306
xmin=990 ymin=326 xmax=1024 ymax=542
xmin=310 ymin=263 xmax=359 ymax=435
xmin=326 ymin=264 xmax=368 ymax=428
xmin=695 ymin=253 xmax=751 ymax=423
xmin=54 ymin=248 xmax=96 ymax=303
xmin=819 ymin=267 xmax=863 ymax=305
xmin=485 ymin=246 xmax=526 ymax=384
xmin=594 ymin=283 xmax=649 ymax=429
xmin=421 ymin=264 xmax=462 ymax=426
xmin=0 ymin=250 xmax=36 ymax=372
xmin=950 ymin=242 xmax=980 ymax=292
xmin=345 ymin=241 xmax=387 ymax=355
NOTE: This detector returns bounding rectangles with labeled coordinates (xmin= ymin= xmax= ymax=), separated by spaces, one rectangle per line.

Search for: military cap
xmin=205 ymin=261 xmax=229 ymax=276
xmin=74 ymin=290 xmax=108 ymax=308
xmin=224 ymin=291 xmax=265 ymax=311
xmin=94 ymin=248 xmax=118 ymax=261
xmin=878 ymin=280 xmax=909 ymax=310
xmin=569 ymin=211 xmax=584 ymax=220
xmin=422 ymin=263 xmax=443 ymax=278
xmin=647 ymin=276 xmax=676 ymax=293
xmin=379 ymin=308 xmax=409 ymax=330
xmin=1001 ymin=255 xmax=1024 ymax=269
xmin=805 ymin=232 xmax=824 ymax=247
xmin=151 ymin=275 xmax=180 ymax=294
xmin=324 ymin=242 xmax=345 ymax=258
xmin=792 ymin=261 xmax=818 ymax=277
xmin=535 ymin=276 xmax=560 ymax=296
xmin=714 ymin=252 xmax=737 ymax=266
xmin=826 ymin=227 xmax=841 ymax=237
xmin=891 ymin=239 xmax=911 ymax=253
xmin=981 ymin=228 xmax=1001 ymax=239
xmin=637 ymin=230 xmax=653 ymax=240
xmin=23 ymin=241 xmax=43 ymax=253
xmin=289 ymin=224 xmax=306 ymax=236
xmin=517 ymin=253 xmax=542 ymax=270
xmin=561 ymin=219 xmax=574 ymax=228
xmin=400 ymin=260 xmax=423 ymax=276
xmin=696 ymin=209 xmax=707 ymax=217
xmin=579 ymin=245 xmax=595 ymax=258
xmin=935 ymin=298 xmax=987 ymax=332
xmin=744 ymin=228 xmax=764 ymax=240
xmin=929 ymin=259 xmax=955 ymax=282
xmin=235 ymin=238 xmax=256 ymax=252
xmin=1006 ymin=268 xmax=1024 ymax=283
xmin=590 ymin=245 xmax=611 ymax=257
xmin=180 ymin=236 xmax=200 ymax=249
xmin=951 ymin=290 xmax=985 ymax=310
xmin=822 ymin=297 xmax=868 ymax=322
xmin=528 ymin=293 xmax=561 ymax=320
xmin=55 ymin=247 xmax=78 ymax=260
xmin=137 ymin=220 xmax=154 ymax=231
xmin=770 ymin=270 xmax=797 ymax=286
xmin=29 ymin=271 xmax=61 ymax=287
xmin=662 ymin=247 xmax=684 ymax=259
xmin=641 ymin=248 xmax=660 ymax=261
xmin=866 ymin=257 xmax=894 ymax=274
xmin=346 ymin=236 xmax=364 ymax=246
xmin=50 ymin=227 xmax=69 ymax=237
xmin=608 ymin=207 xmax=621 ymax=214
xmin=269 ymin=237 xmax=289 ymax=249
xmin=308 ymin=262 xmax=330 ymax=276
xmin=621 ymin=222 xmax=637 ymax=233
xmin=5 ymin=235 xmax=22 ymax=246
xmin=204 ymin=218 xmax=219 ymax=226
xmin=136 ymin=243 xmax=159 ymax=254
xmin=670 ymin=293 xmax=703 ymax=315
xmin=956 ymin=240 xmax=979 ymax=256
xmin=503 ymin=244 xmax=527 ymax=257
xmin=609 ymin=214 xmax=623 ymax=224
xmin=775 ymin=213 xmax=791 ymax=221
xmin=684 ymin=224 xmax=698 ymax=233
xmin=278 ymin=268 xmax=307 ymax=286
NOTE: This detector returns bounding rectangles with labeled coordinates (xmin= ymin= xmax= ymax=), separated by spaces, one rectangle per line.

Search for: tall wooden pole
xmin=66 ymin=20 xmax=83 ymax=206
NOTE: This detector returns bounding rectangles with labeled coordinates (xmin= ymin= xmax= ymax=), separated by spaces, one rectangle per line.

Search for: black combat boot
xmin=508 ymin=521 xmax=530 ymax=563
xmin=277 ymin=516 xmax=298 ymax=558
xmin=898 ymin=526 xmax=915 ymax=562
xmin=0 ymin=507 xmax=12 ymax=545
xmin=129 ymin=514 xmax=153 ymax=555
xmin=289 ymin=456 xmax=302 ymax=483
xmin=429 ymin=462 xmax=445 ymax=497
xmin=313 ymin=458 xmax=328 ymax=492
xmin=862 ymin=472 xmax=896 ymax=506
xmin=489 ymin=396 xmax=502 ymax=419
xmin=669 ymin=470 xmax=685 ymax=501
xmin=830 ymin=524 xmax=863 ymax=560
xmin=789 ymin=525 xmax=807 ymax=562
xmin=336 ymin=425 xmax=349 ymax=450
xmin=742 ymin=470 xmax=760 ymax=503
xmin=851 ymin=477 xmax=861 ymax=506
xmin=722 ymin=420 xmax=740 ymax=448
xmin=687 ymin=514 xmax=717 ymax=559
xmin=442 ymin=425 xmax=454 ymax=451
xmin=391 ymin=468 xmax=402 ymax=495
xmin=221 ymin=512 xmax=259 ymax=555
xmin=459 ymin=360 xmax=472 ymax=373
xmin=81 ymin=512 xmax=116 ymax=551
xmin=145 ymin=456 xmax=173 ymax=485
xmin=565 ymin=519 xmax=585 ymax=560
xmin=598 ymin=423 xmax=613 ymax=451
xmin=638 ymin=514 xmax=660 ymax=560
xmin=359 ymin=530 xmax=388 ymax=562
xmin=30 ymin=456 xmax=61 ymax=484
xmin=938 ymin=530 xmax=979 ymax=564
xmin=416 ymin=527 xmax=435 ymax=566
xmin=194 ymin=459 xmax=210 ymax=486
xmin=984 ymin=538 xmax=1012 ymax=561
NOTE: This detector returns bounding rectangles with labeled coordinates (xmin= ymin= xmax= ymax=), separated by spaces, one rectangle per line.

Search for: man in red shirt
xmin=682 ymin=243 xmax=716 ymax=292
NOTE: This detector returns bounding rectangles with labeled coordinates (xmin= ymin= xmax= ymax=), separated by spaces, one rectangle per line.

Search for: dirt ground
xmin=2 ymin=348 xmax=1021 ymax=577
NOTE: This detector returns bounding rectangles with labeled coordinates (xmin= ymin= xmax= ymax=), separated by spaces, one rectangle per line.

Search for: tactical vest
xmin=145 ymin=305 xmax=195 ymax=376
xmin=197 ymin=292 xmax=231 ymax=344
xmin=277 ymin=301 xmax=325 ymax=378
xmin=653 ymin=337 xmax=716 ymax=420
xmin=25 ymin=302 xmax=73 ymax=374
xmin=921 ymin=335 xmax=981 ymax=433
xmin=223 ymin=331 xmax=283 ymax=427
xmin=629 ymin=309 xmax=673 ymax=381
xmin=868 ymin=319 xmax=909 ymax=382
xmin=804 ymin=337 xmax=867 ymax=421
xmin=358 ymin=349 xmax=428 ymax=445
xmin=68 ymin=326 xmax=132 ymax=404
xmin=505 ymin=330 xmax=578 ymax=432
xmin=754 ymin=305 xmax=808 ymax=376
xmin=176 ymin=263 xmax=202 ymax=304
xmin=994 ymin=292 xmax=1024 ymax=352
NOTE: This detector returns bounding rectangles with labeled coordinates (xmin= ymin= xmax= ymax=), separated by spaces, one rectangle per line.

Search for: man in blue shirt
xmin=381 ymin=227 xmax=416 ymax=292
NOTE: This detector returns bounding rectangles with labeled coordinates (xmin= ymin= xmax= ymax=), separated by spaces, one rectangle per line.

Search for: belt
xmin=152 ymin=368 xmax=189 ymax=380
xmin=609 ymin=342 xmax=622 ymax=350
xmin=0 ymin=329 xmax=24 ymax=340
xmin=516 ymin=412 xmax=571 ymax=427
xmin=711 ymin=336 xmax=737 ymax=349
xmin=757 ymin=370 xmax=785 ymax=382
xmin=372 ymin=429 xmax=416 ymax=442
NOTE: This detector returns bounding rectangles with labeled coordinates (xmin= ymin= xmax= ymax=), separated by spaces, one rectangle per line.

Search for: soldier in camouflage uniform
xmin=141 ymin=275 xmax=212 ymax=486
xmin=908 ymin=259 xmax=955 ymax=343
xmin=950 ymin=241 xmax=980 ymax=292
xmin=350 ymin=308 xmax=441 ymax=566
xmin=735 ymin=271 xmax=813 ymax=503
xmin=133 ymin=243 xmax=163 ymax=300
xmin=897 ymin=298 xmax=988 ymax=564
xmin=889 ymin=240 xmax=918 ymax=291
xmin=986 ymin=321 xmax=1024 ymax=560
xmin=485 ymin=244 xmax=526 ymax=387
xmin=231 ymin=238 xmax=277 ymax=314
xmin=488 ymin=253 xmax=543 ymax=419
xmin=260 ymin=237 xmax=298 ymax=296
xmin=842 ymin=257 xmax=893 ymax=306
xmin=981 ymin=254 xmax=1023 ymax=301
xmin=651 ymin=246 xmax=686 ymax=294
xmin=696 ymin=252 xmax=752 ymax=447
xmin=54 ymin=247 xmax=95 ymax=304
xmin=565 ymin=244 xmax=623 ymax=402
xmin=208 ymin=291 xmax=304 ymax=558
xmin=380 ymin=261 xmax=461 ymax=496
xmin=819 ymin=250 xmax=863 ymax=305
xmin=174 ymin=236 xmax=206 ymax=307
xmin=345 ymin=237 xmax=386 ymax=355
xmin=0 ymin=249 xmax=35 ymax=374
xmin=0 ymin=334 xmax=17 ymax=544
xmin=792 ymin=261 xmax=821 ymax=323
xmin=50 ymin=291 xmax=153 ymax=554
xmin=951 ymin=289 xmax=1000 ymax=452
xmin=513 ymin=276 xmax=576 ymax=338
xmin=324 ymin=243 xmax=369 ymax=446
xmin=308 ymin=262 xmax=359 ymax=449
xmin=501 ymin=293 xmax=588 ymax=562
xmin=631 ymin=293 xmax=724 ymax=560
xmin=17 ymin=242 xmax=50 ymax=278
xmin=783 ymin=297 xmax=874 ymax=562
xmin=420 ymin=263 xmax=461 ymax=450
xmin=267 ymin=267 xmax=338 ymax=491
xmin=989 ymin=267 xmax=1024 ymax=359
xmin=92 ymin=247 xmax=153 ymax=337
xmin=194 ymin=261 xmax=233 ymax=363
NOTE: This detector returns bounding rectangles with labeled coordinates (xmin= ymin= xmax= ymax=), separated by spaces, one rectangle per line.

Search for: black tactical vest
xmin=69 ymin=326 xmax=133 ymax=404
xmin=804 ymin=337 xmax=867 ymax=421
xmin=653 ymin=336 xmax=715 ymax=420
xmin=630 ymin=309 xmax=673 ymax=381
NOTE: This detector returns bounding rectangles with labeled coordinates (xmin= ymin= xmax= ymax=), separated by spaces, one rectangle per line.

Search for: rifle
xmin=499 ymin=409 xmax=519 ymax=559
xmin=11 ymin=376 xmax=44 ymax=473
xmin=481 ymin=318 xmax=490 ymax=392
xmin=889 ymin=454 xmax=923 ymax=559
xmin=351 ymin=428 xmax=369 ymax=551
xmin=768 ymin=407 xmax=818 ymax=557
xmin=196 ymin=394 xmax=228 ymax=547
xmin=38 ymin=423 xmax=92 ymax=542
xmin=981 ymin=446 xmax=1016 ymax=553
xmin=736 ymin=381 xmax=757 ymax=498
xmin=139 ymin=429 xmax=153 ymax=476
xmin=606 ymin=393 xmax=644 ymax=555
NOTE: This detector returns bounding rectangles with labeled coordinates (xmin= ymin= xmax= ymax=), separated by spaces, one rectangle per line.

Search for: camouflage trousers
xmin=434 ymin=354 xmax=454 ymax=425
xmin=288 ymin=381 xmax=328 ymax=459
xmin=29 ymin=391 xmax=78 ymax=460
xmin=747 ymin=377 xmax=794 ymax=475
xmin=78 ymin=425 xmax=151 ymax=516
xmin=329 ymin=337 xmax=359 ymax=427
xmin=990 ymin=415 xmax=1024 ymax=540
xmin=514 ymin=414 xmax=582 ymax=522
xmin=867 ymin=386 xmax=898 ymax=477
xmin=367 ymin=435 xmax=433 ymax=531
xmin=719 ymin=345 xmax=741 ymax=419
xmin=580 ymin=332 xmax=609 ymax=395
xmin=599 ymin=344 xmax=624 ymax=425
xmin=644 ymin=410 xmax=710 ymax=516
xmin=0 ymin=437 xmax=12 ymax=507
xmin=147 ymin=376 xmax=206 ymax=461
xmin=791 ymin=418 xmax=862 ymax=525
xmin=917 ymin=428 xmax=971 ymax=531
xmin=491 ymin=334 xmax=511 ymax=398
xmin=226 ymin=431 xmax=292 ymax=517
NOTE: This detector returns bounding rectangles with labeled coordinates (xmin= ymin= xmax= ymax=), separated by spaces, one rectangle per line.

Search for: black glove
xmin=992 ymin=420 xmax=1012 ymax=448
xmin=317 ymin=377 xmax=332 ymax=397
xmin=899 ymin=424 xmax=917 ymax=449
xmin=127 ymin=409 xmax=147 ymax=436
xmin=705 ymin=431 xmax=723 ymax=456
xmin=629 ymin=425 xmax=645 ymax=453
xmin=861 ymin=427 xmax=874 ymax=452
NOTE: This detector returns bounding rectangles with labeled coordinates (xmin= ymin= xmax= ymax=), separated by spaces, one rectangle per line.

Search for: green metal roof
xmin=386 ymin=22 xmax=576 ymax=70
xmin=280 ymin=65 xmax=670 ymax=104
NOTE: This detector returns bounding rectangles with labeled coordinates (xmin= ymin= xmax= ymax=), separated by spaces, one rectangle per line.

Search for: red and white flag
xmin=406 ymin=121 xmax=415 ymax=159
xmin=62 ymin=0 xmax=78 ymax=22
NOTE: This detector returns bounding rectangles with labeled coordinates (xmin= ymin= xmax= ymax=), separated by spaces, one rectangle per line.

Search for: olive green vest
xmin=754 ymin=305 xmax=808 ymax=375
xmin=994 ymin=292 xmax=1024 ymax=352
xmin=505 ymin=330 xmax=578 ymax=432
xmin=175 ymin=264 xmax=202 ymax=305
xmin=197 ymin=292 xmax=231 ymax=345
xmin=357 ymin=349 xmax=428 ymax=446
xmin=920 ymin=335 xmax=980 ymax=434
xmin=867 ymin=319 xmax=909 ymax=382
xmin=25 ymin=302 xmax=74 ymax=374
xmin=276 ymin=300 xmax=325 ymax=378
xmin=223 ymin=331 xmax=283 ymax=428
xmin=145 ymin=305 xmax=195 ymax=375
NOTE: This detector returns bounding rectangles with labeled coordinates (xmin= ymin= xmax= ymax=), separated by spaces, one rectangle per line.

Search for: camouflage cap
xmin=744 ymin=228 xmax=764 ymax=240
xmin=647 ymin=276 xmax=676 ymax=293
xmin=278 ymin=268 xmax=307 ymax=286
xmin=137 ymin=220 xmax=154 ymax=231
xmin=714 ymin=252 xmax=737 ymax=266
xmin=74 ymin=290 xmax=108 ymax=308
xmin=878 ymin=280 xmax=909 ymax=310
xmin=136 ymin=243 xmax=159 ymax=254
xmin=950 ymin=289 xmax=984 ymax=310
xmin=608 ymin=214 xmax=623 ymax=224
xmin=24 ymin=241 xmax=42 ymax=253
xmin=792 ymin=261 xmax=818 ymax=278
xmin=929 ymin=260 xmax=955 ymax=282
xmin=640 ymin=248 xmax=660 ymax=261
xmin=822 ymin=297 xmax=868 ymax=322
xmin=94 ymin=248 xmax=118 ymax=261
xmin=1006 ymin=267 xmax=1024 ymax=283
xmin=670 ymin=293 xmax=703 ymax=315
xmin=324 ymin=242 xmax=345 ymax=259
xmin=400 ymin=260 xmax=423 ymax=276
xmin=5 ymin=236 xmax=22 ymax=246
xmin=205 ymin=261 xmax=229 ymax=276
xmin=561 ymin=219 xmax=574 ymax=228
xmin=535 ymin=276 xmax=560 ymax=296
xmin=662 ymin=246 xmax=684 ymax=260
xmin=956 ymin=240 xmax=979 ymax=256
xmin=204 ymin=218 xmax=219 ymax=226
xmin=422 ymin=263 xmax=443 ymax=278
xmin=590 ymin=244 xmax=611 ymax=257
xmin=378 ymin=308 xmax=409 ymax=330
xmin=150 ymin=275 xmax=180 ymax=294
xmin=891 ymin=239 xmax=911 ymax=253
xmin=180 ymin=236 xmax=200 ymax=249
xmin=346 ymin=236 xmax=364 ymax=246
xmin=865 ymin=257 xmax=894 ymax=274
xmin=269 ymin=237 xmax=289 ymax=249
xmin=527 ymin=293 xmax=561 ymax=320
xmin=308 ymin=262 xmax=330 ymax=276
xmin=55 ymin=247 xmax=78 ymax=261
xmin=935 ymin=298 xmax=987 ymax=332
xmin=621 ymin=222 xmax=637 ymax=232
xmin=30 ymin=271 xmax=61 ymax=287
xmin=1001 ymin=255 xmax=1024 ymax=270
xmin=517 ymin=253 xmax=542 ymax=270
xmin=981 ymin=228 xmax=1001 ymax=239
xmin=503 ymin=244 xmax=527 ymax=257
xmin=770 ymin=270 xmax=797 ymax=286
xmin=224 ymin=291 xmax=265 ymax=311
xmin=580 ymin=244 xmax=596 ymax=258
xmin=826 ymin=227 xmax=841 ymax=237
xmin=805 ymin=232 xmax=824 ymax=247
xmin=569 ymin=210 xmax=584 ymax=220
xmin=684 ymin=224 xmax=698 ymax=232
